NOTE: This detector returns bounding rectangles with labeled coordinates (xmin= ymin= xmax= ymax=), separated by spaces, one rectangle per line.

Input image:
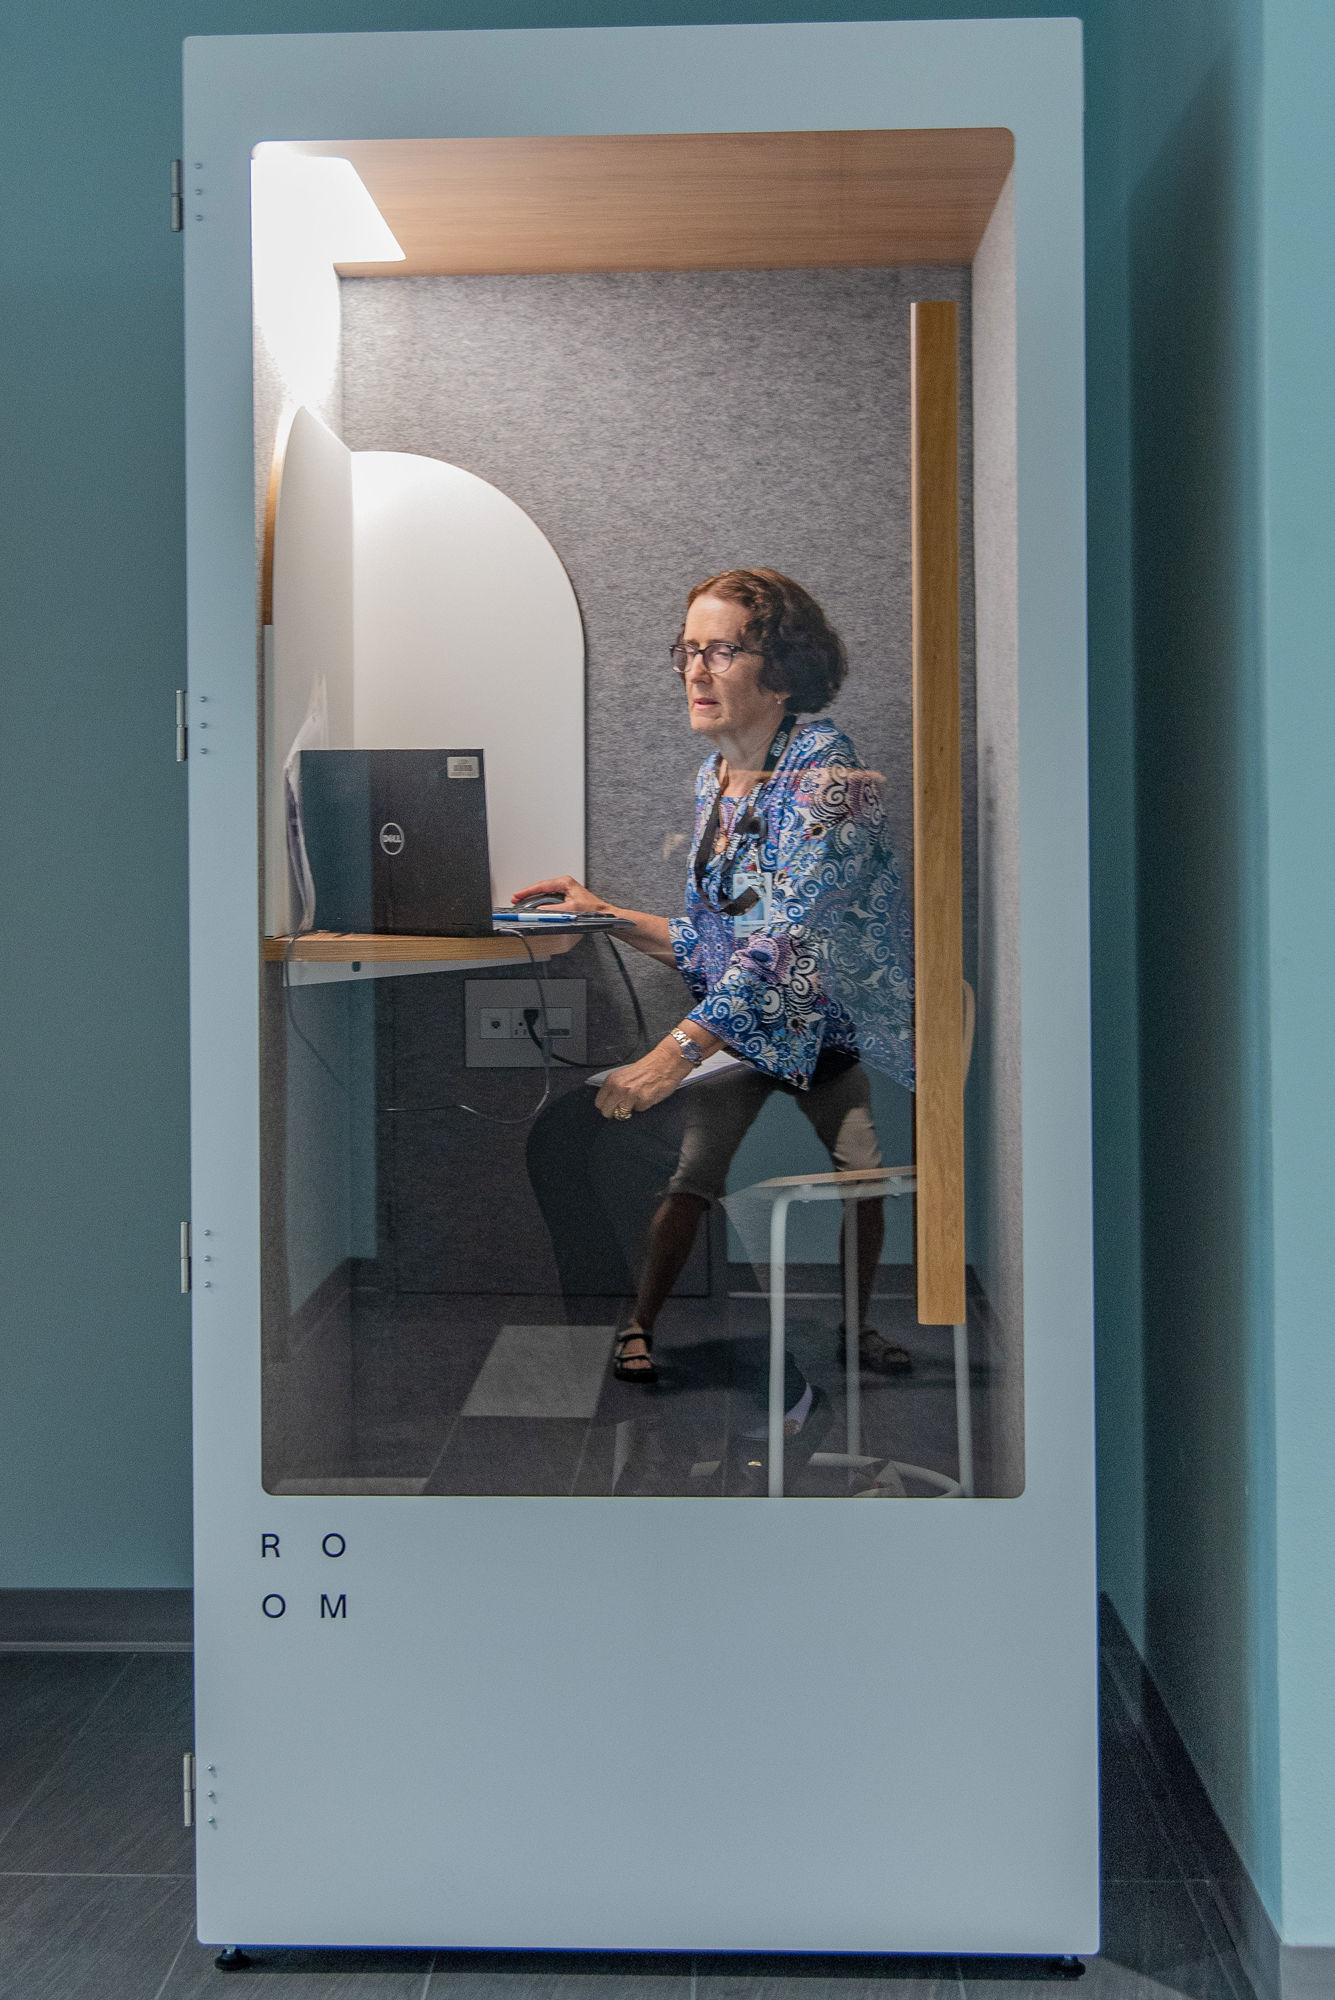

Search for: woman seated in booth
xmin=519 ymin=567 xmax=915 ymax=1424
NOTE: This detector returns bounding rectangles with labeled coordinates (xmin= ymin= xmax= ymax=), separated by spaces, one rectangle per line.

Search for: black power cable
xmin=282 ymin=928 xmax=345 ymax=1090
xmin=283 ymin=927 xmax=650 ymax=1123
xmin=385 ymin=931 xmax=553 ymax=1126
xmin=526 ymin=932 xmax=649 ymax=1069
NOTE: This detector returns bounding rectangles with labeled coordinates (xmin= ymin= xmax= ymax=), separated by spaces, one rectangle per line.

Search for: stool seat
xmin=751 ymin=1165 xmax=915 ymax=1192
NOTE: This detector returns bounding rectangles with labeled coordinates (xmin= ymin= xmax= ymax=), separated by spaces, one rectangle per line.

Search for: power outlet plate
xmin=464 ymin=979 xmax=587 ymax=1068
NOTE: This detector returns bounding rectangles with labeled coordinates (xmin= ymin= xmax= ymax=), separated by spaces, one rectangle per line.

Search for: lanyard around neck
xmin=694 ymin=713 xmax=796 ymax=915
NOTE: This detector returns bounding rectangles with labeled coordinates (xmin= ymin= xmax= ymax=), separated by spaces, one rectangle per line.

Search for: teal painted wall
xmin=1086 ymin=0 xmax=1335 ymax=1939
xmin=1105 ymin=0 xmax=1280 ymax=1928
xmin=1261 ymin=0 xmax=1335 ymax=1942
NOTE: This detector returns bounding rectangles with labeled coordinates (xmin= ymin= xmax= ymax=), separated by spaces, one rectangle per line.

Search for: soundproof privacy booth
xmin=183 ymin=17 xmax=1096 ymax=1959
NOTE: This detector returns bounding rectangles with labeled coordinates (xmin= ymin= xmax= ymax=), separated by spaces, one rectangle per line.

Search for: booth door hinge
xmin=170 ymin=160 xmax=184 ymax=233
xmin=180 ymin=1221 xmax=192 ymax=1295
xmin=175 ymin=690 xmax=187 ymax=762
xmin=182 ymin=1751 xmax=196 ymax=1827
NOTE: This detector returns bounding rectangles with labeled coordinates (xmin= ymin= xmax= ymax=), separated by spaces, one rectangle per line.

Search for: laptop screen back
xmin=298 ymin=749 xmax=493 ymax=937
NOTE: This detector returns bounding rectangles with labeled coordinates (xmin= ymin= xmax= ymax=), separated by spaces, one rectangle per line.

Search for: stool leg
xmin=953 ymin=1320 xmax=974 ymax=1497
xmin=768 ymin=1195 xmax=792 ymax=1498
xmin=842 ymin=1200 xmax=861 ymax=1469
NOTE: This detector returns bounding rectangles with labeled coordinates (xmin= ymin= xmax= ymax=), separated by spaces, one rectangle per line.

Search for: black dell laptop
xmin=296 ymin=749 xmax=493 ymax=937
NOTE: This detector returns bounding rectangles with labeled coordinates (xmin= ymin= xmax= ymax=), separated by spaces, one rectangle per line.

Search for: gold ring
xmin=612 ymin=1105 xmax=633 ymax=1120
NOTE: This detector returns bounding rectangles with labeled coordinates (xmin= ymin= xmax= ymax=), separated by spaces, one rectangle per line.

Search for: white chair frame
xmin=744 ymin=984 xmax=977 ymax=1499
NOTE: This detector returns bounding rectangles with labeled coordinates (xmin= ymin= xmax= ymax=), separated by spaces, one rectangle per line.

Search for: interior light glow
xmin=251 ymin=150 xmax=404 ymax=416
xmin=251 ymin=151 xmax=405 ymax=264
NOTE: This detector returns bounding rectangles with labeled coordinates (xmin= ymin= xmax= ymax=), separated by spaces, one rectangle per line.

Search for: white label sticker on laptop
xmin=447 ymin=755 xmax=480 ymax=779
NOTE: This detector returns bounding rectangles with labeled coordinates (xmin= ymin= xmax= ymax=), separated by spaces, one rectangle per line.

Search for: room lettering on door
xmin=258 ymin=1530 xmax=348 ymax=1621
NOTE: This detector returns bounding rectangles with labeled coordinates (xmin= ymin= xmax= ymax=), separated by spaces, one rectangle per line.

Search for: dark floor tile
xmin=421 ymin=1418 xmax=589 ymax=1496
xmin=353 ymin=1304 xmax=498 ymax=1395
xmin=0 ymin=1653 xmax=193 ymax=1875
xmin=426 ymin=1954 xmax=690 ymax=2000
xmin=1101 ymin=1879 xmax=1250 ymax=2000
xmin=0 ymin=1653 xmax=127 ymax=1836
xmin=1099 ymin=1729 xmax=1183 ymax=1882
xmin=348 ymin=1298 xmax=602 ymax=1475
xmin=615 ymin=1413 xmax=734 ymax=1497
xmin=957 ymin=1883 xmax=1244 ymax=2000
xmin=319 ymin=1444 xmax=445 ymax=1482
xmin=287 ymin=1286 xmax=1000 ymax=1498
xmin=571 ymin=1421 xmax=620 ymax=1496
xmin=1171 ymin=1884 xmax=1256 ymax=2000
xmin=697 ymin=1952 xmax=960 ymax=1999
xmin=426 ymin=1973 xmax=684 ymax=1998
xmin=264 ymin=1298 xmax=355 ymax=1485
xmin=0 ymin=1870 xmax=192 ymax=2000
xmin=1098 ymin=1668 xmax=1214 ymax=1888
xmin=161 ymin=1941 xmax=435 ymax=1995
xmin=955 ymin=1961 xmax=1089 ymax=1983
xmin=434 ymin=1952 xmax=694 ymax=1974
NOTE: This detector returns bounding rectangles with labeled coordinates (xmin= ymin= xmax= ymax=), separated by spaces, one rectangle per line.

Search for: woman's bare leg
xmin=617 ymin=1191 xmax=709 ymax=1370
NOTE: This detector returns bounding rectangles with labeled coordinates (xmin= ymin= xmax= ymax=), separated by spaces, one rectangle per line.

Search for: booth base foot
xmin=215 ymin=1947 xmax=252 ymax=1971
xmin=1055 ymin=1957 xmax=1085 ymax=1979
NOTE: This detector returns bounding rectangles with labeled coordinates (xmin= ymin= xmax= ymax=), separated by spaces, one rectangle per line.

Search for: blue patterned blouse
xmin=669 ymin=718 xmax=915 ymax=1090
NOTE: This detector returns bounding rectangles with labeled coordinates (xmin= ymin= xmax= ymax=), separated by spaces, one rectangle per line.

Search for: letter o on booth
xmin=262 ymin=1594 xmax=286 ymax=1619
xmin=322 ymin=1533 xmax=346 ymax=1558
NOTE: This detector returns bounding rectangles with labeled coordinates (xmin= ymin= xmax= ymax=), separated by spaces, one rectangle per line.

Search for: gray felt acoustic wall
xmin=337 ymin=265 xmax=978 ymax=1284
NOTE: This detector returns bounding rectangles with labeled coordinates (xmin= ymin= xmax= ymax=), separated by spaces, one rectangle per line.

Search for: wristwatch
xmin=669 ymin=1027 xmax=705 ymax=1068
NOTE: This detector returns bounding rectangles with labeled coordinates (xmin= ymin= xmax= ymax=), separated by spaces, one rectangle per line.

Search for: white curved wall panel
xmin=266 ymin=406 xmax=354 ymax=935
xmin=350 ymin=450 xmax=585 ymax=906
xmin=268 ymin=415 xmax=586 ymax=926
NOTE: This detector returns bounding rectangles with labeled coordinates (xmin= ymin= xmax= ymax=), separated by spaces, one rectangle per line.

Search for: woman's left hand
xmin=595 ymin=1039 xmax=691 ymax=1119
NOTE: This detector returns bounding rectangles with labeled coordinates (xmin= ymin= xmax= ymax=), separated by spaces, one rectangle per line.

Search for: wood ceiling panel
xmin=295 ymin=129 xmax=1013 ymax=276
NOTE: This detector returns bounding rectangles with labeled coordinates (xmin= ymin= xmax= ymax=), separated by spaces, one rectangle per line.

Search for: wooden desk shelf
xmin=264 ymin=931 xmax=575 ymax=964
xmin=263 ymin=931 xmax=577 ymax=984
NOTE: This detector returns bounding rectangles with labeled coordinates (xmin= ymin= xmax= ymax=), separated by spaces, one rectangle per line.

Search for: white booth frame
xmin=184 ymin=19 xmax=1095 ymax=1956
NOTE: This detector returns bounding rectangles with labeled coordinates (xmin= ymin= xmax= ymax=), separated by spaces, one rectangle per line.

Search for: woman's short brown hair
xmin=686 ymin=568 xmax=848 ymax=714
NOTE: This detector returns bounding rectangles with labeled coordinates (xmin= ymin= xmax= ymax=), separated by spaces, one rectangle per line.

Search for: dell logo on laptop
xmin=379 ymin=822 xmax=405 ymax=856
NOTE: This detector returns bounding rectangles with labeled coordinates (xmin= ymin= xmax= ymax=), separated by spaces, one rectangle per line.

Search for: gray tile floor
xmin=0 ymin=1638 xmax=1254 ymax=2000
xmin=269 ymin=1277 xmax=993 ymax=1501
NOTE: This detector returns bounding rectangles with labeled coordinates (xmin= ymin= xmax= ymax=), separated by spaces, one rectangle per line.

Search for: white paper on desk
xmin=492 ymin=912 xmax=630 ymax=932
xmin=283 ymin=677 xmax=329 ymax=935
xmin=586 ymin=1050 xmax=747 ymax=1089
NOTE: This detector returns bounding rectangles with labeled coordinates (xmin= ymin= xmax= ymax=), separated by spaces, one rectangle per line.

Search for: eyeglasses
xmin=669 ymin=641 xmax=759 ymax=675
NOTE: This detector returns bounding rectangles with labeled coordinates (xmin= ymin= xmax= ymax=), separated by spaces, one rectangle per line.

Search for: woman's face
xmin=680 ymin=593 xmax=789 ymax=742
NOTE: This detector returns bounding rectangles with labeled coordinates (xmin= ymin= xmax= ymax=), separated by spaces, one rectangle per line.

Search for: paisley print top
xmin=669 ymin=718 xmax=915 ymax=1090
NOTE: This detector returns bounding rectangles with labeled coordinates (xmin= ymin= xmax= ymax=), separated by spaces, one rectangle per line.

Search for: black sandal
xmin=613 ymin=1327 xmax=657 ymax=1385
xmin=835 ymin=1325 xmax=913 ymax=1375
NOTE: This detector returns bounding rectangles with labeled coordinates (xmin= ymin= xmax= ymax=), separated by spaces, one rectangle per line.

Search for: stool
xmin=740 ymin=1166 xmax=973 ymax=1499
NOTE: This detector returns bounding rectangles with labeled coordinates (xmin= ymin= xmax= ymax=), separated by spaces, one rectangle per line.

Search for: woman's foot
xmin=835 ymin=1325 xmax=912 ymax=1375
xmin=613 ymin=1326 xmax=657 ymax=1384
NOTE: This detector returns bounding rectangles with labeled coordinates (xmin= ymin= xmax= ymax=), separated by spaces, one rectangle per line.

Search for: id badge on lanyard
xmin=730 ymin=850 xmax=771 ymax=938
